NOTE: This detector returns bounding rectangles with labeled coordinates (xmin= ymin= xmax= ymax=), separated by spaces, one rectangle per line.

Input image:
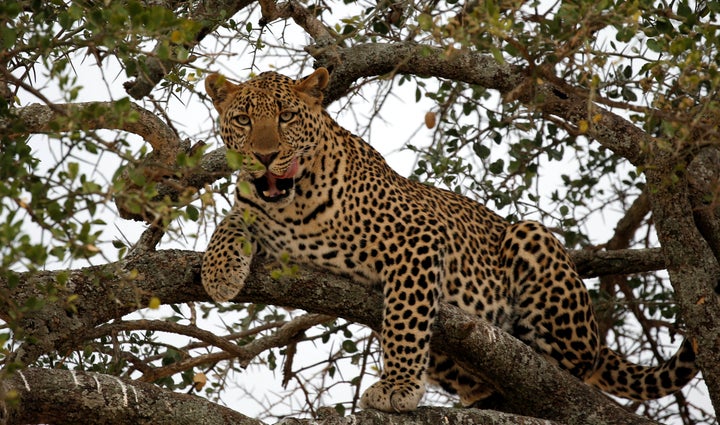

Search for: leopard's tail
xmin=585 ymin=338 xmax=698 ymax=400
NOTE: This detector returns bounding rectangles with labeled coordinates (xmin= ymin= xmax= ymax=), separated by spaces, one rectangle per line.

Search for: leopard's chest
xmin=241 ymin=191 xmax=379 ymax=284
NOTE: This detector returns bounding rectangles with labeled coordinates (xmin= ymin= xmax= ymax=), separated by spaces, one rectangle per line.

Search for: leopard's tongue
xmin=262 ymin=158 xmax=299 ymax=198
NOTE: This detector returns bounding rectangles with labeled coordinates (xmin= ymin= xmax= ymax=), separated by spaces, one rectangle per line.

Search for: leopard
xmin=201 ymin=67 xmax=698 ymax=413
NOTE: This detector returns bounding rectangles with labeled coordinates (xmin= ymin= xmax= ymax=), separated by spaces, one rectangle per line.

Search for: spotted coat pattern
xmin=201 ymin=68 xmax=698 ymax=412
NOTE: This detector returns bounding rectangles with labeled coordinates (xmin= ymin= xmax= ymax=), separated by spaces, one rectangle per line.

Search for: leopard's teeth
xmin=262 ymin=190 xmax=287 ymax=198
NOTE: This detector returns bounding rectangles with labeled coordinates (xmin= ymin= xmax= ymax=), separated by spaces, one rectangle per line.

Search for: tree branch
xmin=569 ymin=247 xmax=663 ymax=277
xmin=0 ymin=368 xmax=568 ymax=425
xmin=0 ymin=368 xmax=264 ymax=425
xmin=259 ymin=0 xmax=337 ymax=47
xmin=644 ymin=151 xmax=720 ymax=413
xmin=2 ymin=101 xmax=202 ymax=222
xmin=304 ymin=41 xmax=652 ymax=165
xmin=0 ymin=249 xmax=666 ymax=424
xmin=5 ymin=102 xmax=182 ymax=166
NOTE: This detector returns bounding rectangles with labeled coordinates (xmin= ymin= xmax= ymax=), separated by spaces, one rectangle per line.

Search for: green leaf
xmin=226 ymin=150 xmax=245 ymax=170
xmin=341 ymin=340 xmax=358 ymax=353
xmin=621 ymin=87 xmax=638 ymax=102
xmin=67 ymin=162 xmax=79 ymax=180
xmin=238 ymin=181 xmax=253 ymax=196
xmin=646 ymin=38 xmax=663 ymax=53
xmin=490 ymin=47 xmax=505 ymax=64
xmin=417 ymin=13 xmax=433 ymax=31
xmin=267 ymin=350 xmax=277 ymax=370
xmin=488 ymin=159 xmax=504 ymax=174
xmin=473 ymin=142 xmax=490 ymax=159
xmin=1 ymin=27 xmax=17 ymax=50
xmin=186 ymin=204 xmax=199 ymax=221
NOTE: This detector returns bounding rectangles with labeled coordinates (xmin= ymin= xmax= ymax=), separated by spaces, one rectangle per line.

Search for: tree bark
xmin=0 ymin=368 xmax=263 ymax=425
xmin=0 ymin=369 xmax=567 ymax=425
xmin=644 ymin=155 xmax=720 ymax=413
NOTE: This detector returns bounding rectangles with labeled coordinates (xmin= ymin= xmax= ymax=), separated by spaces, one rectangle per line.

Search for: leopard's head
xmin=205 ymin=68 xmax=330 ymax=205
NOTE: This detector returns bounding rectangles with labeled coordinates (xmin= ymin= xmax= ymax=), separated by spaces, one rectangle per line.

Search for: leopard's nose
xmin=254 ymin=152 xmax=278 ymax=167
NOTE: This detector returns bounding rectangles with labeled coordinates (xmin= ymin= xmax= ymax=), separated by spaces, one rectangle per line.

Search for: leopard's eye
xmin=231 ymin=114 xmax=251 ymax=126
xmin=279 ymin=111 xmax=296 ymax=123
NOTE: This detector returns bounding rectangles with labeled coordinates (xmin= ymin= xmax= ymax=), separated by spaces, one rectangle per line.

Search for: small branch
xmin=123 ymin=0 xmax=255 ymax=99
xmin=596 ymin=192 xmax=651 ymax=339
xmin=259 ymin=0 xmax=337 ymax=46
xmin=86 ymin=319 xmax=258 ymax=360
xmin=607 ymin=192 xmax=651 ymax=250
xmin=127 ymin=225 xmax=165 ymax=256
xmin=83 ymin=314 xmax=331 ymax=383
xmin=233 ymin=313 xmax=334 ymax=367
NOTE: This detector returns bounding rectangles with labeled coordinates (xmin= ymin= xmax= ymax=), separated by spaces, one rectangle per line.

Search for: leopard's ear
xmin=294 ymin=68 xmax=330 ymax=105
xmin=205 ymin=73 xmax=238 ymax=114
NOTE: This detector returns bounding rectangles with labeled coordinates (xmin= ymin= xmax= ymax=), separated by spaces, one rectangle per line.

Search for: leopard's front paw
xmin=201 ymin=251 xmax=251 ymax=302
xmin=359 ymin=379 xmax=425 ymax=413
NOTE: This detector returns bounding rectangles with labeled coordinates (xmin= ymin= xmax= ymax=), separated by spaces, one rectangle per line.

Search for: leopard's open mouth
xmin=252 ymin=174 xmax=296 ymax=203
xmin=251 ymin=157 xmax=300 ymax=203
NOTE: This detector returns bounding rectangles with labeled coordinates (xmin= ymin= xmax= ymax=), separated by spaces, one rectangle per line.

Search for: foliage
xmin=1 ymin=0 xmax=719 ymax=424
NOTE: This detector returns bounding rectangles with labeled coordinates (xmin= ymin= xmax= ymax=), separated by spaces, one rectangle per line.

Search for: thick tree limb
xmin=644 ymin=153 xmax=720 ymax=413
xmin=0 ymin=369 xmax=564 ymax=425
xmin=307 ymin=42 xmax=652 ymax=165
xmin=5 ymin=102 xmax=182 ymax=167
xmin=287 ymin=407 xmax=562 ymax=425
xmin=0 ymin=368 xmax=263 ymax=425
xmin=0 ymin=246 xmax=668 ymax=368
xmin=570 ymin=247 xmax=663 ymax=277
xmin=0 ymin=250 xmax=664 ymax=424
